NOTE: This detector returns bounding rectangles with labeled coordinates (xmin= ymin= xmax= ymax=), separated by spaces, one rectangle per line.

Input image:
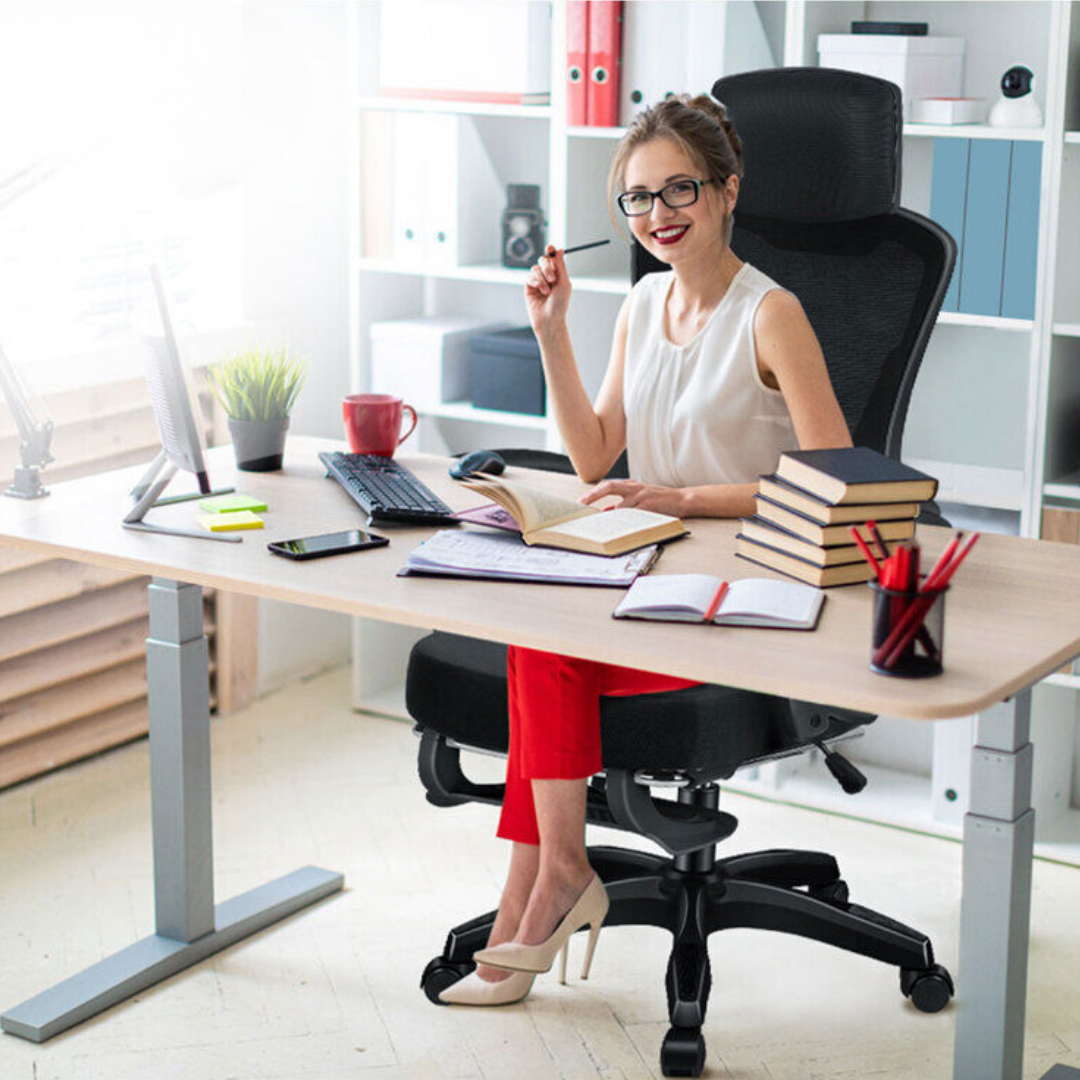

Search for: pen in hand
xmin=529 ymin=241 xmax=610 ymax=299
xmin=561 ymin=239 xmax=611 ymax=256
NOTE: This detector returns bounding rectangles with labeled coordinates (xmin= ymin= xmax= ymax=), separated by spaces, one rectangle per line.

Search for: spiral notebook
xmin=399 ymin=529 xmax=659 ymax=586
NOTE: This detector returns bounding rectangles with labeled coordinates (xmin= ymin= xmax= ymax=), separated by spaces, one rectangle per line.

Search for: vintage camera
xmin=502 ymin=184 xmax=545 ymax=269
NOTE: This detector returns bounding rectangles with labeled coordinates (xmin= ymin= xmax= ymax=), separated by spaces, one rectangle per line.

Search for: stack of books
xmin=736 ymin=448 xmax=939 ymax=587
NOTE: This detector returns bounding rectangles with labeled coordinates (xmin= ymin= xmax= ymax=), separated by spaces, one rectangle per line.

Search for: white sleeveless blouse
xmin=623 ymin=263 xmax=798 ymax=488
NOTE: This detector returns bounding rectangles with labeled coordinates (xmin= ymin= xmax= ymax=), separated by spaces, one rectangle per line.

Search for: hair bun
xmin=684 ymin=93 xmax=742 ymax=160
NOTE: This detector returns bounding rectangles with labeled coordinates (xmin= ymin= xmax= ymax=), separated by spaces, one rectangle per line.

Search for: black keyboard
xmin=319 ymin=451 xmax=458 ymax=525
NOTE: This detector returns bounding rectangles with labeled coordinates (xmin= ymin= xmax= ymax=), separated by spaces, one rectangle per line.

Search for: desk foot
xmin=1 ymin=865 xmax=343 ymax=1043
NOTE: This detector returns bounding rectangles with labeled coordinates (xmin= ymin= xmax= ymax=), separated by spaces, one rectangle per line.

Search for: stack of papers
xmin=400 ymin=529 xmax=658 ymax=586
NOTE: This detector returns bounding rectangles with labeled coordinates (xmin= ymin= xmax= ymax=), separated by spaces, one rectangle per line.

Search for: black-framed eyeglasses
xmin=616 ymin=178 xmax=714 ymax=217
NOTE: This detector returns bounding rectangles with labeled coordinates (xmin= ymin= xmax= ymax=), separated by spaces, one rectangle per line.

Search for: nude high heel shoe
xmin=437 ymin=969 xmax=535 ymax=1006
xmin=473 ymin=874 xmax=608 ymax=983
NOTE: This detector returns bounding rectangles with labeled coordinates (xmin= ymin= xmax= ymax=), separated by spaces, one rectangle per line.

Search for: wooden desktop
xmin=1 ymin=436 xmax=1078 ymax=1080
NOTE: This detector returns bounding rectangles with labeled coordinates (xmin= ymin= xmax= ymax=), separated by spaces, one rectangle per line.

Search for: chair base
xmin=421 ymin=844 xmax=953 ymax=1078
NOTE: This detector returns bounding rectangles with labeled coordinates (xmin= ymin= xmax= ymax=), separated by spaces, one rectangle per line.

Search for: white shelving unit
xmin=903 ymin=121 xmax=1047 ymax=141
xmin=346 ymin=1 xmax=1080 ymax=864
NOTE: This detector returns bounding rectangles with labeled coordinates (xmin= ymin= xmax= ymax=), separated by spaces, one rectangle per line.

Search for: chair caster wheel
xmin=808 ymin=879 xmax=849 ymax=905
xmin=901 ymin=963 xmax=954 ymax=1013
xmin=420 ymin=956 xmax=475 ymax=1005
xmin=660 ymin=1026 xmax=706 ymax=1077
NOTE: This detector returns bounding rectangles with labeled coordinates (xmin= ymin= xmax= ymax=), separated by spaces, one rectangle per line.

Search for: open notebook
xmin=613 ymin=573 xmax=825 ymax=630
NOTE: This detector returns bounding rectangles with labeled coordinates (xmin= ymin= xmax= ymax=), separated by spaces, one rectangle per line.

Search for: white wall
xmin=243 ymin=1 xmax=352 ymax=693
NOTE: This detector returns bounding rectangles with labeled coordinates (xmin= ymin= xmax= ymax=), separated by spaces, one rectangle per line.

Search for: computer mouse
xmin=449 ymin=449 xmax=507 ymax=480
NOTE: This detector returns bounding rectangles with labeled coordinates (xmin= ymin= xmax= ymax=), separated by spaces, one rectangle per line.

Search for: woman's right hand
xmin=525 ymin=244 xmax=571 ymax=333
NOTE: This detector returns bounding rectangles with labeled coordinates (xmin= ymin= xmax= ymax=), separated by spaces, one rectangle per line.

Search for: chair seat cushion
xmin=406 ymin=632 xmax=805 ymax=779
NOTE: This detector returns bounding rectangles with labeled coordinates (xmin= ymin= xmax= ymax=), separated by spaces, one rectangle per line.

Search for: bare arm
xmin=582 ymin=290 xmax=851 ymax=519
xmin=526 ymin=245 xmax=628 ymax=481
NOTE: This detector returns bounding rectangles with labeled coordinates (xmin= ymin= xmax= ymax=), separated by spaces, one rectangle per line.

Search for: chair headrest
xmin=711 ymin=68 xmax=902 ymax=223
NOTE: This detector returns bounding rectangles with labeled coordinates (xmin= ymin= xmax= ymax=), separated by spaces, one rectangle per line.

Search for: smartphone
xmin=267 ymin=528 xmax=389 ymax=560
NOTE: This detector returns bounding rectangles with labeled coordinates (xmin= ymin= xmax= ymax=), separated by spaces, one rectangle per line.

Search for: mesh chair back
xmin=630 ymin=68 xmax=955 ymax=459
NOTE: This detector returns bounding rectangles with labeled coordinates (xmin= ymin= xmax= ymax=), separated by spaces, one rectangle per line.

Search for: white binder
xmin=620 ymin=2 xmax=687 ymax=127
xmin=420 ymin=116 xmax=503 ymax=270
xmin=620 ymin=2 xmax=729 ymax=127
xmin=391 ymin=113 xmax=428 ymax=264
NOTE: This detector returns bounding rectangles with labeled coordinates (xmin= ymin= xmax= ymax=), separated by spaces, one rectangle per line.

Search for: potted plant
xmin=206 ymin=348 xmax=308 ymax=471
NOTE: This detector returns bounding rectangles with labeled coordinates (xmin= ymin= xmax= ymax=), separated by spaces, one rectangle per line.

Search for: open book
xmin=461 ymin=474 xmax=687 ymax=556
xmin=613 ymin=573 xmax=825 ymax=630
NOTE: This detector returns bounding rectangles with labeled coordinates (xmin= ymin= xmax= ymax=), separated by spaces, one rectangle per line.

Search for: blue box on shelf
xmin=469 ymin=327 xmax=546 ymax=416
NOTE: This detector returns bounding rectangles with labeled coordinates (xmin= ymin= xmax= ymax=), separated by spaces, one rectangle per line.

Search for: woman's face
xmin=620 ymin=137 xmax=737 ymax=267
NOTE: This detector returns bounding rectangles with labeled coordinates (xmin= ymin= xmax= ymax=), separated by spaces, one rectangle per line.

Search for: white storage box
xmin=911 ymin=97 xmax=987 ymax=125
xmin=818 ymin=34 xmax=964 ymax=120
xmin=380 ymin=1 xmax=551 ymax=105
xmin=370 ymin=317 xmax=509 ymax=410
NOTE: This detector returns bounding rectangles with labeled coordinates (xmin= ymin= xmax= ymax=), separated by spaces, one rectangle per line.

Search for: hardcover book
xmin=755 ymin=496 xmax=916 ymax=547
xmin=739 ymin=516 xmax=889 ymax=567
xmin=757 ymin=474 xmax=919 ymax=526
xmin=735 ymin=534 xmax=876 ymax=588
xmin=775 ymin=447 xmax=938 ymax=506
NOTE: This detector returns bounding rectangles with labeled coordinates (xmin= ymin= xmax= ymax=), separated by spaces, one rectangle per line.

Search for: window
xmin=0 ymin=2 xmax=244 ymax=381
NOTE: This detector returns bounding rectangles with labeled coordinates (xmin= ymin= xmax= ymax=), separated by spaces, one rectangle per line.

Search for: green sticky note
xmin=199 ymin=494 xmax=268 ymax=514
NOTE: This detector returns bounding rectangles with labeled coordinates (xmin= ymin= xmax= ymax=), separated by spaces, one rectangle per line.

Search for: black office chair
xmin=408 ymin=69 xmax=957 ymax=1079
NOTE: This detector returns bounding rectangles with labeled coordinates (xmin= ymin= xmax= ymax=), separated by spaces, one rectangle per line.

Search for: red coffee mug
xmin=342 ymin=393 xmax=417 ymax=457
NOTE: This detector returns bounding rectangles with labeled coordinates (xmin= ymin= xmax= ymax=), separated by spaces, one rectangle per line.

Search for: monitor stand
xmin=123 ymin=450 xmax=239 ymax=543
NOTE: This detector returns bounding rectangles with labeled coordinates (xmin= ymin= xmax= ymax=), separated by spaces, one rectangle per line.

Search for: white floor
xmin=1 ymin=666 xmax=1078 ymax=1080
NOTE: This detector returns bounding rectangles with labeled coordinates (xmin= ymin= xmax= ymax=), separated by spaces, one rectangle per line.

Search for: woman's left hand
xmin=579 ymin=480 xmax=688 ymax=516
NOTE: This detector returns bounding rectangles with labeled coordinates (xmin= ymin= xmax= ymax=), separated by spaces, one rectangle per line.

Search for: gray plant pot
xmin=228 ymin=416 xmax=290 ymax=472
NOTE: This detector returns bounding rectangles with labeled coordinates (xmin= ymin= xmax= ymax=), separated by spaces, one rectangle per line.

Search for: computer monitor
xmin=122 ymin=264 xmax=237 ymax=542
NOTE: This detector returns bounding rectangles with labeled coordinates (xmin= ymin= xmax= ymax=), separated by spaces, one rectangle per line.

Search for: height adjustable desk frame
xmin=0 ymin=440 xmax=1077 ymax=1080
xmin=0 ymin=576 xmax=342 ymax=1041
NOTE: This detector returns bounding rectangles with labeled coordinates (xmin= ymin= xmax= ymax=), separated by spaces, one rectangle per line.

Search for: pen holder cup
xmin=868 ymin=578 xmax=948 ymax=678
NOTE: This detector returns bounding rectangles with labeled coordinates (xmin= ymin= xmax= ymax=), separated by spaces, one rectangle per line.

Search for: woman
xmin=440 ymin=94 xmax=852 ymax=1006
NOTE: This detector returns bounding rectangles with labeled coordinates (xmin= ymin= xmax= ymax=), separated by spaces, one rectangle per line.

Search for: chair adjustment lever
xmin=812 ymin=739 xmax=868 ymax=794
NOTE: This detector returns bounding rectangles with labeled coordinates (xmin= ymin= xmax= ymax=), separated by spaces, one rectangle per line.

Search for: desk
xmin=1 ymin=437 xmax=1078 ymax=1080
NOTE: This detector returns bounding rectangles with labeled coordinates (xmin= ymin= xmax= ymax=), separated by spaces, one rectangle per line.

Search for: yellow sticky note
xmin=197 ymin=510 xmax=264 ymax=532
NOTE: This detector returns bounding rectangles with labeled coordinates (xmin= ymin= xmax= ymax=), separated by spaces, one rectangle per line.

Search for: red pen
xmin=925 ymin=532 xmax=963 ymax=589
xmin=866 ymin=520 xmax=890 ymax=562
xmin=703 ymin=581 xmax=730 ymax=623
xmin=850 ymin=525 xmax=883 ymax=582
xmin=930 ymin=532 xmax=979 ymax=589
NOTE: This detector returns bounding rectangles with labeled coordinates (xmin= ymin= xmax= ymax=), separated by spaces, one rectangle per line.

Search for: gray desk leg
xmin=953 ymin=690 xmax=1034 ymax=1080
xmin=1 ymin=578 xmax=344 ymax=1043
